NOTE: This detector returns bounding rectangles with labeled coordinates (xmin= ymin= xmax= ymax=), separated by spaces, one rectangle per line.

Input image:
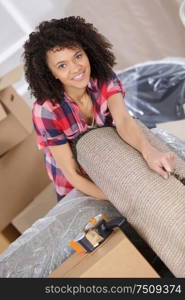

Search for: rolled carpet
xmin=74 ymin=119 xmax=185 ymax=277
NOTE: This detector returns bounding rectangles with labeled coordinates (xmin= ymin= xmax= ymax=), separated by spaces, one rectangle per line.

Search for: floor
xmin=0 ymin=224 xmax=20 ymax=254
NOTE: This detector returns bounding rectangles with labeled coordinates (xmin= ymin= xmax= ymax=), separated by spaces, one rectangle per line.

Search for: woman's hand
xmin=142 ymin=146 xmax=176 ymax=179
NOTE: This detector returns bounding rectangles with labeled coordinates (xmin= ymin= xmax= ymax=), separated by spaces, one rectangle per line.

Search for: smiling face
xmin=46 ymin=46 xmax=91 ymax=96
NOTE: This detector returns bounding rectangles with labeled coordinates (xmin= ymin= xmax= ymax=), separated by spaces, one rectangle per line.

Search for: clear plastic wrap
xmin=151 ymin=127 xmax=185 ymax=161
xmin=0 ymin=189 xmax=121 ymax=278
xmin=117 ymin=57 xmax=185 ymax=128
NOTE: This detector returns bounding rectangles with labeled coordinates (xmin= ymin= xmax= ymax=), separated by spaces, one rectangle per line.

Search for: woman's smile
xmin=72 ymin=72 xmax=85 ymax=81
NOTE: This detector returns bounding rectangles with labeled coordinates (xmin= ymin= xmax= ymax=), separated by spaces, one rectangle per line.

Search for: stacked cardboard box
xmin=48 ymin=228 xmax=160 ymax=278
xmin=12 ymin=183 xmax=57 ymax=233
xmin=0 ymin=66 xmax=54 ymax=232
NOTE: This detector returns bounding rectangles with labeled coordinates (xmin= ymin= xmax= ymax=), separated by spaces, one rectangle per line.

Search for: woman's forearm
xmin=116 ymin=116 xmax=153 ymax=157
xmin=67 ymin=172 xmax=108 ymax=200
xmin=116 ymin=116 xmax=176 ymax=178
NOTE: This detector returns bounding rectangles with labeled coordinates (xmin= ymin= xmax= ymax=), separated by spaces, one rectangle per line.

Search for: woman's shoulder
xmin=92 ymin=72 xmax=120 ymax=88
xmin=99 ymin=72 xmax=125 ymax=99
xmin=32 ymin=98 xmax=63 ymax=117
xmin=33 ymin=98 xmax=59 ymax=110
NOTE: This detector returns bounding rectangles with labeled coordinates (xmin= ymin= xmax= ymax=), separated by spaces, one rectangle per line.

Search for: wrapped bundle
xmin=74 ymin=120 xmax=185 ymax=277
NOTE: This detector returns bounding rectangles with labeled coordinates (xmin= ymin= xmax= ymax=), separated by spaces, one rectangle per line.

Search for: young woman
xmin=23 ymin=16 xmax=175 ymax=201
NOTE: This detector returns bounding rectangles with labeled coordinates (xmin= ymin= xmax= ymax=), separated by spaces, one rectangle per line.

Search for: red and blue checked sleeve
xmin=32 ymin=103 xmax=68 ymax=149
xmin=104 ymin=73 xmax=126 ymax=99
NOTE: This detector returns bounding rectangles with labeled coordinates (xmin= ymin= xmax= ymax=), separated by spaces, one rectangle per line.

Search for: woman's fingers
xmin=157 ymin=152 xmax=176 ymax=179
xmin=144 ymin=147 xmax=176 ymax=179
xmin=162 ymin=152 xmax=176 ymax=173
xmin=161 ymin=159 xmax=172 ymax=174
xmin=156 ymin=165 xmax=169 ymax=179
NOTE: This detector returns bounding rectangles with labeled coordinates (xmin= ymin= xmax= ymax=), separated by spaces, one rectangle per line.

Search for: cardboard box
xmin=0 ymin=224 xmax=20 ymax=254
xmin=0 ymin=86 xmax=32 ymax=133
xmin=0 ymin=113 xmax=28 ymax=156
xmin=0 ymin=65 xmax=24 ymax=91
xmin=0 ymin=102 xmax=7 ymax=122
xmin=0 ymin=65 xmax=52 ymax=232
xmin=48 ymin=228 xmax=160 ymax=278
xmin=12 ymin=183 xmax=57 ymax=233
xmin=0 ymin=131 xmax=50 ymax=231
xmin=0 ymin=67 xmax=32 ymax=156
xmin=156 ymin=119 xmax=185 ymax=141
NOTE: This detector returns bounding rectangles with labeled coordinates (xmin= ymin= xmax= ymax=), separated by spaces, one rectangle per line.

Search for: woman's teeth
xmin=73 ymin=73 xmax=84 ymax=81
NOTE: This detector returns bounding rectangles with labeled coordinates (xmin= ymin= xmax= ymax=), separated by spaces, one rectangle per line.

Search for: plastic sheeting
xmin=0 ymin=189 xmax=121 ymax=278
xmin=151 ymin=127 xmax=185 ymax=162
xmin=117 ymin=57 xmax=185 ymax=128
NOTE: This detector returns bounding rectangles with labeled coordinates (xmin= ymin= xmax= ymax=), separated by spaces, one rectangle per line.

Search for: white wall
xmin=0 ymin=0 xmax=70 ymax=106
xmin=0 ymin=0 xmax=185 ymax=108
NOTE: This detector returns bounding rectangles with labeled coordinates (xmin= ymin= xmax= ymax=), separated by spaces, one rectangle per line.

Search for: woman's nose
xmin=70 ymin=62 xmax=81 ymax=74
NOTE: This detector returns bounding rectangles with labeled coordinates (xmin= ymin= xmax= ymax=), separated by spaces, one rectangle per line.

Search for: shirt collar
xmin=87 ymin=77 xmax=98 ymax=92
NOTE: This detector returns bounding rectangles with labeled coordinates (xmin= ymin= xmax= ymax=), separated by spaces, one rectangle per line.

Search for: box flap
xmin=0 ymin=65 xmax=24 ymax=92
xmin=0 ymin=86 xmax=32 ymax=133
xmin=0 ymin=102 xmax=7 ymax=122
xmin=0 ymin=113 xmax=28 ymax=156
xmin=12 ymin=183 xmax=57 ymax=233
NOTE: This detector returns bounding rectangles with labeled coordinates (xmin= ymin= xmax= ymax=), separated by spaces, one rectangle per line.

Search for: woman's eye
xmin=58 ymin=64 xmax=66 ymax=69
xmin=76 ymin=54 xmax=82 ymax=59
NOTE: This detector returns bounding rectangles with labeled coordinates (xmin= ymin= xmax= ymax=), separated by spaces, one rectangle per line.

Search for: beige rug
xmin=75 ymin=120 xmax=185 ymax=277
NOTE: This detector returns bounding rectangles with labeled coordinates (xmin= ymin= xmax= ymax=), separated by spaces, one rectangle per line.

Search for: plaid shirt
xmin=32 ymin=73 xmax=125 ymax=200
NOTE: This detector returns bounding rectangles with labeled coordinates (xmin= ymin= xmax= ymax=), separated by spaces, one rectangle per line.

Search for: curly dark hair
xmin=23 ymin=16 xmax=116 ymax=105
